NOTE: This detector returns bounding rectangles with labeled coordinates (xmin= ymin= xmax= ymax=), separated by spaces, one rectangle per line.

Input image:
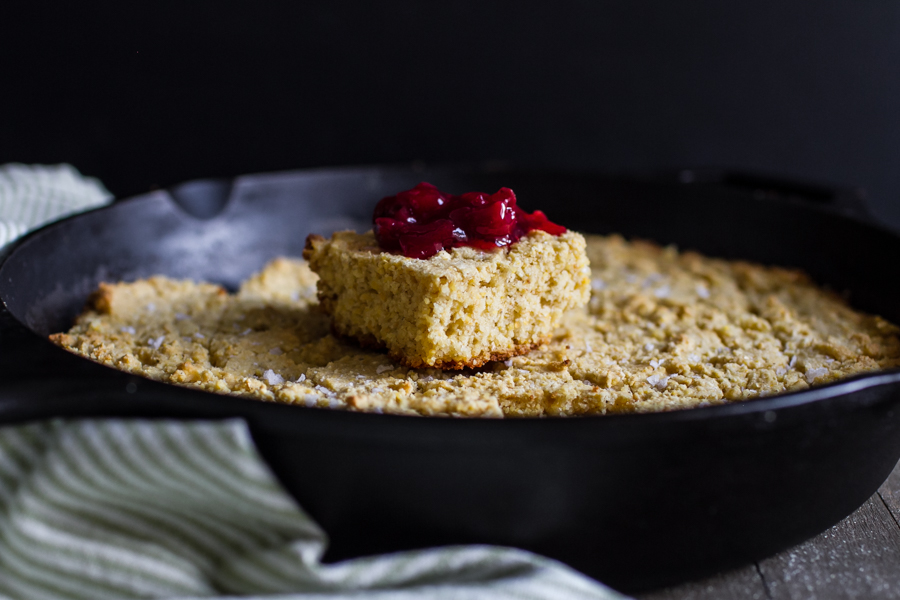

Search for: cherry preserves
xmin=373 ymin=182 xmax=567 ymax=259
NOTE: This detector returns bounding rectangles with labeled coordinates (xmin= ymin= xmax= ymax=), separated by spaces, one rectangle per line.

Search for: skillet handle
xmin=671 ymin=168 xmax=873 ymax=222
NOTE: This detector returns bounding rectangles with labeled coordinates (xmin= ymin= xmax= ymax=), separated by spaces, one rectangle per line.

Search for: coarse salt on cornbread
xmin=50 ymin=236 xmax=900 ymax=418
xmin=303 ymin=229 xmax=591 ymax=369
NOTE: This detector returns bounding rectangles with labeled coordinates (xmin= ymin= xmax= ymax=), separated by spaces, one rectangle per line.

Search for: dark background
xmin=3 ymin=1 xmax=900 ymax=229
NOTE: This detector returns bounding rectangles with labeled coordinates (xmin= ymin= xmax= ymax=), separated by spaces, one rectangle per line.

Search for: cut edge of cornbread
xmin=304 ymin=229 xmax=591 ymax=370
xmin=344 ymin=328 xmax=550 ymax=370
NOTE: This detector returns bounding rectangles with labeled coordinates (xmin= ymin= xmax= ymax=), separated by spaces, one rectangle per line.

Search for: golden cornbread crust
xmin=304 ymin=230 xmax=591 ymax=369
xmin=51 ymin=236 xmax=900 ymax=418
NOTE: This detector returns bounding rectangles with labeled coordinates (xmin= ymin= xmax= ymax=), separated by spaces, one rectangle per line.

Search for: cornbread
xmin=51 ymin=235 xmax=900 ymax=417
xmin=303 ymin=230 xmax=591 ymax=369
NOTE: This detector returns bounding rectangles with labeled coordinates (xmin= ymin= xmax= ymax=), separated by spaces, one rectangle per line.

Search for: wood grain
xmin=758 ymin=495 xmax=900 ymax=599
xmin=637 ymin=565 xmax=767 ymax=600
xmin=642 ymin=459 xmax=900 ymax=600
xmin=877 ymin=459 xmax=900 ymax=523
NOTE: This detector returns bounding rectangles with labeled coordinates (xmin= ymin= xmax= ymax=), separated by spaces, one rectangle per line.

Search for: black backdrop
xmin=3 ymin=1 xmax=900 ymax=228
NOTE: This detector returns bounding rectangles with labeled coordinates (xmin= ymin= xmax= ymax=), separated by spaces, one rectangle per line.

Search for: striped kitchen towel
xmin=0 ymin=420 xmax=626 ymax=600
xmin=0 ymin=163 xmax=112 ymax=247
xmin=0 ymin=165 xmax=627 ymax=600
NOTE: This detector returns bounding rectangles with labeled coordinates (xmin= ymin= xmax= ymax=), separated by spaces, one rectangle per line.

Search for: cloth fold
xmin=0 ymin=165 xmax=627 ymax=600
xmin=0 ymin=420 xmax=624 ymax=600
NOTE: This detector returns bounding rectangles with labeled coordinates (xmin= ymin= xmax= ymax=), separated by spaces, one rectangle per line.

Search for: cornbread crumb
xmin=303 ymin=230 xmax=591 ymax=369
xmin=50 ymin=234 xmax=900 ymax=417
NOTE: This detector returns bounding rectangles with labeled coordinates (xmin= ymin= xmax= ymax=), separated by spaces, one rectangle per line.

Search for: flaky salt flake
xmin=290 ymin=291 xmax=301 ymax=302
xmin=644 ymin=343 xmax=654 ymax=352
xmin=696 ymin=285 xmax=710 ymax=299
xmin=269 ymin=347 xmax=283 ymax=355
xmin=194 ymin=332 xmax=204 ymax=339
xmin=263 ymin=369 xmax=284 ymax=386
xmin=776 ymin=367 xmax=787 ymax=377
xmin=296 ymin=374 xmax=306 ymax=383
xmin=145 ymin=303 xmax=156 ymax=313
xmin=653 ymin=285 xmax=671 ymax=299
xmin=649 ymin=359 xmax=660 ymax=368
xmin=175 ymin=312 xmax=189 ymax=321
xmin=585 ymin=341 xmax=593 ymax=353
xmin=420 ymin=375 xmax=434 ymax=382
xmin=805 ymin=367 xmax=829 ymax=384
xmin=148 ymin=335 xmax=165 ymax=350
xmin=120 ymin=326 xmax=136 ymax=335
xmin=315 ymin=384 xmax=334 ymax=396
xmin=788 ymin=355 xmax=798 ymax=369
xmin=376 ymin=364 xmax=392 ymax=374
xmin=591 ymin=278 xmax=606 ymax=291
xmin=687 ymin=354 xmax=700 ymax=363
xmin=303 ymin=394 xmax=318 ymax=407
xmin=647 ymin=374 xmax=671 ymax=390
xmin=504 ymin=359 xmax=513 ymax=367
xmin=241 ymin=328 xmax=252 ymax=336
xmin=643 ymin=273 xmax=664 ymax=288
xmin=372 ymin=387 xmax=384 ymax=393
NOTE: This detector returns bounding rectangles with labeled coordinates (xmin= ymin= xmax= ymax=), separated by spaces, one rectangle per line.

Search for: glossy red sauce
xmin=373 ymin=182 xmax=566 ymax=259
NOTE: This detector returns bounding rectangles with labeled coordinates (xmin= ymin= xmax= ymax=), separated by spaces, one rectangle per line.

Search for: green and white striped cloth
xmin=0 ymin=420 xmax=625 ymax=600
xmin=0 ymin=165 xmax=628 ymax=600
xmin=0 ymin=163 xmax=112 ymax=247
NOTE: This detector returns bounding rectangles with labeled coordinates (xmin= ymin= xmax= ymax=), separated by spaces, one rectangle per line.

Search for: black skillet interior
xmin=2 ymin=165 xmax=900 ymax=593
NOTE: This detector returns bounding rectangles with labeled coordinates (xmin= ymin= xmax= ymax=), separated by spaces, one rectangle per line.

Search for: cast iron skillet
xmin=1 ymin=165 xmax=899 ymax=594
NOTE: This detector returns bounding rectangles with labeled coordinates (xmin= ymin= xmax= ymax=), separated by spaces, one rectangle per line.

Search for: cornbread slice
xmin=303 ymin=230 xmax=591 ymax=369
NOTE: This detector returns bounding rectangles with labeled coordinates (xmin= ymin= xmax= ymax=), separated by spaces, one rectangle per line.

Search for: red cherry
xmin=372 ymin=183 xmax=566 ymax=258
xmin=397 ymin=219 xmax=458 ymax=259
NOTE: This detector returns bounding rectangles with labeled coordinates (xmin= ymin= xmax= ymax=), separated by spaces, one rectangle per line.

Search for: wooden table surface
xmin=638 ymin=459 xmax=900 ymax=600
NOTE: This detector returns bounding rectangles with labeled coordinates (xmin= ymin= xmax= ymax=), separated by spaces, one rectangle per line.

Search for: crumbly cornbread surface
xmin=51 ymin=236 xmax=900 ymax=417
xmin=304 ymin=230 xmax=591 ymax=369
